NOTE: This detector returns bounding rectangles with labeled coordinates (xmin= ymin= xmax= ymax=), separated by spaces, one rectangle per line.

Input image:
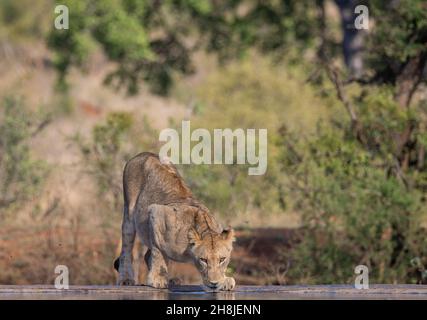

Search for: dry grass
xmin=0 ymin=222 xmax=297 ymax=285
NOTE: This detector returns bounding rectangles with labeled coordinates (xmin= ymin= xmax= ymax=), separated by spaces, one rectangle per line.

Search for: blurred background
xmin=1 ymin=0 xmax=427 ymax=286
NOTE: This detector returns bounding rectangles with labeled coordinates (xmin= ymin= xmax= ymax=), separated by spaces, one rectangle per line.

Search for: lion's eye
xmin=200 ymin=258 xmax=208 ymax=265
xmin=220 ymin=257 xmax=226 ymax=264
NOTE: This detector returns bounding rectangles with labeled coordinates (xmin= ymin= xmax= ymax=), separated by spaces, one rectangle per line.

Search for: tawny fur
xmin=114 ymin=152 xmax=235 ymax=291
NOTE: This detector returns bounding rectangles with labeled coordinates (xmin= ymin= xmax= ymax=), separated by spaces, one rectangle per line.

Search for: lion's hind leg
xmin=117 ymin=204 xmax=136 ymax=285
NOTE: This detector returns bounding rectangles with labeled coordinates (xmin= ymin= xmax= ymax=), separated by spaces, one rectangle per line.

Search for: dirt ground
xmin=0 ymin=226 xmax=298 ymax=286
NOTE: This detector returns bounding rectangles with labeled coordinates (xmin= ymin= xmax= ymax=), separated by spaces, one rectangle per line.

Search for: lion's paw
xmin=148 ymin=276 xmax=168 ymax=289
xmin=220 ymin=277 xmax=236 ymax=291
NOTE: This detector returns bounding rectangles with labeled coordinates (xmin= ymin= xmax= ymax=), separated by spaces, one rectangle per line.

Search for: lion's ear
xmin=221 ymin=228 xmax=235 ymax=242
xmin=188 ymin=228 xmax=201 ymax=245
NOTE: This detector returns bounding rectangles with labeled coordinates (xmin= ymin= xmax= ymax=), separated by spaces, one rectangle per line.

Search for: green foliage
xmin=180 ymin=56 xmax=330 ymax=219
xmin=47 ymin=1 xmax=98 ymax=91
xmin=76 ymin=112 xmax=133 ymax=209
xmin=411 ymin=257 xmax=427 ymax=283
xmin=76 ymin=112 xmax=159 ymax=211
xmin=0 ymin=96 xmax=48 ymax=213
xmin=46 ymin=0 xmax=427 ymax=96
xmin=47 ymin=0 xmax=323 ymax=95
xmin=281 ymin=86 xmax=427 ymax=284
xmin=48 ymin=0 xmax=202 ymax=94
xmin=0 ymin=0 xmax=52 ymax=40
xmin=92 ymin=112 xmax=133 ymax=156
xmin=366 ymin=0 xmax=427 ymax=82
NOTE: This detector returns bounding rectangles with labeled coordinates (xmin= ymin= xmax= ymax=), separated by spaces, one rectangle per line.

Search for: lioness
xmin=114 ymin=152 xmax=235 ymax=291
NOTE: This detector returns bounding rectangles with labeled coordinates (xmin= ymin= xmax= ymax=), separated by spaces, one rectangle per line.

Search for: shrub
xmin=75 ymin=112 xmax=159 ymax=213
xmin=179 ymin=56 xmax=330 ymax=221
xmin=282 ymin=86 xmax=427 ymax=284
xmin=0 ymin=96 xmax=48 ymax=215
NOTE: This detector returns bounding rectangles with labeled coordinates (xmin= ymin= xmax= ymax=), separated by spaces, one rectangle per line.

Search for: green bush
xmin=0 ymin=0 xmax=52 ymax=40
xmin=282 ymin=86 xmax=427 ymax=284
xmin=75 ymin=112 xmax=133 ymax=211
xmin=177 ymin=56 xmax=331 ymax=221
xmin=0 ymin=96 xmax=48 ymax=215
xmin=75 ymin=111 xmax=159 ymax=213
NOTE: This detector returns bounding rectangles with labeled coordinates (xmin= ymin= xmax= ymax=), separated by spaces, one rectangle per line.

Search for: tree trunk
xmin=394 ymin=52 xmax=427 ymax=170
xmin=335 ymin=0 xmax=365 ymax=77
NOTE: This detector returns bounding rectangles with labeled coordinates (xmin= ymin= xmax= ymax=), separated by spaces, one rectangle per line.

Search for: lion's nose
xmin=209 ymin=281 xmax=219 ymax=287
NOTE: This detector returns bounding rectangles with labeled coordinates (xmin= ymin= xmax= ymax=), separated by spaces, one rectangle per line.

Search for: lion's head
xmin=188 ymin=228 xmax=235 ymax=290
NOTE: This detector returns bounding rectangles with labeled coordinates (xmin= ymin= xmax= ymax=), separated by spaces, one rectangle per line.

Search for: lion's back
xmin=123 ymin=152 xmax=193 ymax=209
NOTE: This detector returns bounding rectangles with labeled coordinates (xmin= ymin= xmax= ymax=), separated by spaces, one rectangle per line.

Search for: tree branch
xmin=31 ymin=116 xmax=52 ymax=137
xmin=324 ymin=63 xmax=357 ymax=123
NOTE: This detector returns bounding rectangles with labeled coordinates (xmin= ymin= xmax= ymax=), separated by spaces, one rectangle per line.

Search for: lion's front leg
xmin=146 ymin=247 xmax=169 ymax=289
xmin=146 ymin=204 xmax=173 ymax=289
